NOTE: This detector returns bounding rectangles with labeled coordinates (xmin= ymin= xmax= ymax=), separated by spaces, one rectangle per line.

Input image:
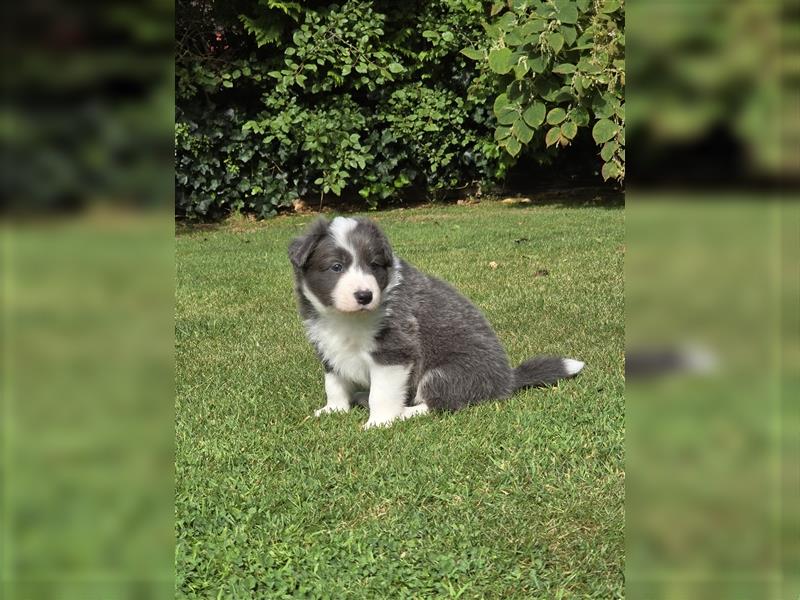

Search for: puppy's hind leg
xmin=418 ymin=363 xmax=511 ymax=413
xmin=400 ymin=403 xmax=430 ymax=420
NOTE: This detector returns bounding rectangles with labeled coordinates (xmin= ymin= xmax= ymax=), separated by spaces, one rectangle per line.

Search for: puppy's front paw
xmin=314 ymin=404 xmax=349 ymax=417
xmin=362 ymin=415 xmax=398 ymax=430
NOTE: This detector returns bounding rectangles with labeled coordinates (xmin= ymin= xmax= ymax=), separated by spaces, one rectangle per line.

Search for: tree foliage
xmin=463 ymin=0 xmax=625 ymax=181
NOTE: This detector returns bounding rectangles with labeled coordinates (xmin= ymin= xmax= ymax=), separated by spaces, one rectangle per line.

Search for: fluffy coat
xmin=289 ymin=216 xmax=584 ymax=428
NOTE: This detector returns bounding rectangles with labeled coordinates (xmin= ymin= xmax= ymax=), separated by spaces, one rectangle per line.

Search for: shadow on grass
xmin=500 ymin=185 xmax=624 ymax=209
xmin=176 ymin=185 xmax=623 ymax=236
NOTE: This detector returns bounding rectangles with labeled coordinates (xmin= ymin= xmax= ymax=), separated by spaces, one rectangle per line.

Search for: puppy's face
xmin=289 ymin=217 xmax=394 ymax=314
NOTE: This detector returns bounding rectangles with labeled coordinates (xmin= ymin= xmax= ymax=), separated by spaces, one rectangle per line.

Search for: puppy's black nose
xmin=354 ymin=290 xmax=373 ymax=305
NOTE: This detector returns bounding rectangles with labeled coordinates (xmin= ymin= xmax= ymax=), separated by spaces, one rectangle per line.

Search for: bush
xmin=176 ymin=0 xmax=624 ymax=219
xmin=463 ymin=0 xmax=625 ymax=181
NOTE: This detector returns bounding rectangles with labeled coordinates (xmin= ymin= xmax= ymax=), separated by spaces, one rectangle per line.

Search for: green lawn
xmin=175 ymin=200 xmax=625 ymax=598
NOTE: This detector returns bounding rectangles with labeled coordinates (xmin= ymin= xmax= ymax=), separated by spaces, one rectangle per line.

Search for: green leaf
xmin=572 ymin=106 xmax=590 ymax=126
xmin=388 ymin=62 xmax=404 ymax=73
xmin=488 ymin=47 xmax=515 ymax=74
xmin=535 ymin=77 xmax=561 ymax=101
xmin=522 ymin=102 xmax=546 ymax=128
xmin=545 ymin=127 xmax=561 ymax=147
xmin=592 ymin=119 xmax=618 ymax=143
xmin=578 ymin=56 xmax=603 ymax=74
xmin=553 ymin=87 xmax=573 ymax=103
xmin=483 ymin=22 xmax=502 ymax=41
xmin=497 ymin=111 xmax=517 ymax=125
xmin=222 ymin=80 xmax=233 ymax=88
xmin=505 ymin=136 xmax=522 ymax=157
xmin=441 ymin=31 xmax=455 ymax=43
xmin=602 ymin=160 xmax=620 ymax=180
xmin=562 ymin=26 xmax=577 ymax=46
xmin=561 ymin=120 xmax=578 ymax=139
xmin=600 ymin=0 xmax=621 ymax=14
xmin=493 ymin=93 xmax=518 ymax=125
xmin=601 ymin=141 xmax=618 ymax=161
xmin=592 ymin=92 xmax=617 ymax=119
xmin=521 ymin=20 xmax=546 ymax=37
xmin=512 ymin=119 xmax=534 ymax=144
xmin=490 ymin=1 xmax=504 ymax=16
xmin=552 ymin=63 xmax=576 ymax=74
xmin=497 ymin=13 xmax=518 ymax=31
xmin=555 ymin=0 xmax=578 ymax=24
xmin=546 ymin=107 xmax=567 ymax=125
xmin=495 ymin=126 xmax=512 ymax=141
xmin=493 ymin=93 xmax=511 ymax=115
xmin=514 ymin=61 xmax=529 ymax=80
xmin=505 ymin=30 xmax=524 ymax=46
xmin=460 ymin=47 xmax=484 ymax=60
xmin=507 ymin=81 xmax=525 ymax=102
xmin=528 ymin=55 xmax=547 ymax=73
xmin=547 ymin=32 xmax=564 ymax=54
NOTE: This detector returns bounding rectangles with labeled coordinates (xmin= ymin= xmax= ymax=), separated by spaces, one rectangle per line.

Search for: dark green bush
xmin=176 ymin=0 xmax=501 ymax=218
xmin=176 ymin=0 xmax=624 ymax=219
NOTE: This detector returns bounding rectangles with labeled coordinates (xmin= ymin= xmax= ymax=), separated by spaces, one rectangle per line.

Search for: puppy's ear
xmin=364 ymin=219 xmax=393 ymax=265
xmin=288 ymin=217 xmax=329 ymax=269
xmin=379 ymin=234 xmax=394 ymax=266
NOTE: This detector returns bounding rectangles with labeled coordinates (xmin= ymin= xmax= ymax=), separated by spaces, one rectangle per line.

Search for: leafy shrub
xmin=463 ymin=0 xmax=625 ymax=181
xmin=176 ymin=0 xmax=507 ymax=218
xmin=176 ymin=0 xmax=623 ymax=219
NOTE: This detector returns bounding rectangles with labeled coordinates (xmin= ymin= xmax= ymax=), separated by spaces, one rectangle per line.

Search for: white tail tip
xmin=562 ymin=358 xmax=585 ymax=376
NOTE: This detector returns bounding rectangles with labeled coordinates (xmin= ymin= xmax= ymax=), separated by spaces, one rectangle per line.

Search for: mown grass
xmin=175 ymin=199 xmax=624 ymax=598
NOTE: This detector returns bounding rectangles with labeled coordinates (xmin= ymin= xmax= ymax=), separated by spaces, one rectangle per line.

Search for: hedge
xmin=176 ymin=0 xmax=624 ymax=218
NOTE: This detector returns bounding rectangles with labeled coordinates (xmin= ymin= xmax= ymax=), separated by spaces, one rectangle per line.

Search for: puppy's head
xmin=289 ymin=217 xmax=394 ymax=314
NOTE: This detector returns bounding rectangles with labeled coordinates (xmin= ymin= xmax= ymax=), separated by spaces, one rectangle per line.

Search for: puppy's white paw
xmin=314 ymin=404 xmax=350 ymax=417
xmin=400 ymin=404 xmax=429 ymax=420
xmin=362 ymin=415 xmax=398 ymax=430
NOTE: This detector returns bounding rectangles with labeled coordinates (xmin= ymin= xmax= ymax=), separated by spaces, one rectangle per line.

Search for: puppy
xmin=288 ymin=216 xmax=584 ymax=429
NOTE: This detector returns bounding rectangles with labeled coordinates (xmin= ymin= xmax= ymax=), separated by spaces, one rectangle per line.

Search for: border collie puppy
xmin=288 ymin=216 xmax=584 ymax=429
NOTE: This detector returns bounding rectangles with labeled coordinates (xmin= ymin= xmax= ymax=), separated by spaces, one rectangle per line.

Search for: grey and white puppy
xmin=288 ymin=216 xmax=584 ymax=429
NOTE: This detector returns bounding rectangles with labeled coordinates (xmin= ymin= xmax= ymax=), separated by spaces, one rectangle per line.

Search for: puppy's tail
xmin=512 ymin=356 xmax=585 ymax=391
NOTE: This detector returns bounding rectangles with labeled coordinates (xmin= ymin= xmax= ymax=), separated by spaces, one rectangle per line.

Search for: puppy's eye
xmin=329 ymin=263 xmax=343 ymax=273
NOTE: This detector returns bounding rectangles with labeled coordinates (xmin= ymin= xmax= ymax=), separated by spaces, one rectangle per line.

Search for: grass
xmin=175 ymin=199 xmax=624 ymax=598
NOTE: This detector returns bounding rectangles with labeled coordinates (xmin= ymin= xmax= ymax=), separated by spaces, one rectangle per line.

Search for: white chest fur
xmin=304 ymin=313 xmax=381 ymax=386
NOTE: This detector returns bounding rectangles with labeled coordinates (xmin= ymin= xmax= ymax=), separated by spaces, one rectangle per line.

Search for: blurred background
xmin=626 ymin=0 xmax=798 ymax=598
xmin=1 ymin=0 xmax=798 ymax=598
xmin=2 ymin=1 xmax=175 ymax=599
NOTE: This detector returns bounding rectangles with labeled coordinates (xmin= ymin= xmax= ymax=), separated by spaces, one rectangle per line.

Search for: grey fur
xmin=289 ymin=217 xmax=583 ymax=414
xmin=513 ymin=356 xmax=580 ymax=389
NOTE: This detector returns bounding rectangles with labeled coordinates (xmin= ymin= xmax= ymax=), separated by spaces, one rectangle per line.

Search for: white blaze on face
xmin=329 ymin=217 xmax=380 ymax=313
xmin=332 ymin=266 xmax=380 ymax=312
